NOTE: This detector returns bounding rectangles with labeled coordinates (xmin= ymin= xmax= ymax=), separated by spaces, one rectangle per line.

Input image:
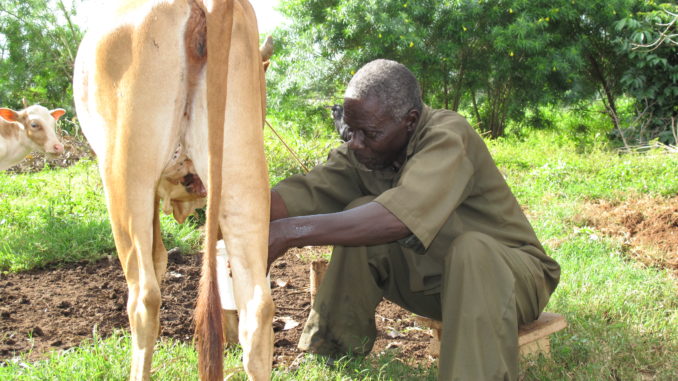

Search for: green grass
xmin=486 ymin=131 xmax=678 ymax=380
xmin=488 ymin=131 xmax=678 ymax=205
xmin=0 ymin=160 xmax=202 ymax=272
xmin=0 ymin=331 xmax=435 ymax=380
xmin=0 ymin=331 xmax=199 ymax=381
xmin=1 ymin=118 xmax=677 ymax=379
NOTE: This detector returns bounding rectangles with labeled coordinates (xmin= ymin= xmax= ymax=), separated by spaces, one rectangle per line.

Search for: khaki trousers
xmin=298 ymin=218 xmax=550 ymax=380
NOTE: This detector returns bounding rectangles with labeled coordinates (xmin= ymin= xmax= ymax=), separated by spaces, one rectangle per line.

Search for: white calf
xmin=0 ymin=105 xmax=65 ymax=170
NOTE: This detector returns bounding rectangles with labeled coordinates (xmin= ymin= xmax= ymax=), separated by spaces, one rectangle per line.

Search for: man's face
xmin=343 ymin=96 xmax=415 ymax=170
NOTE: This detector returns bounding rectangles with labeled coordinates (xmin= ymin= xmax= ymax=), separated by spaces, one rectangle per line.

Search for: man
xmin=268 ymin=59 xmax=560 ymax=380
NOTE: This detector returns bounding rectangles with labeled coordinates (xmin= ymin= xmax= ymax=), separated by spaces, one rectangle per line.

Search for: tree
xmin=270 ymin=0 xmax=674 ymax=142
xmin=0 ymin=0 xmax=82 ymax=120
xmin=271 ymin=0 xmax=588 ymax=137
xmin=616 ymin=4 xmax=678 ymax=144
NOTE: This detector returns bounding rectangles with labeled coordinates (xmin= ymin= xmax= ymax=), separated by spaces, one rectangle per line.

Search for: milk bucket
xmin=216 ymin=240 xmax=269 ymax=310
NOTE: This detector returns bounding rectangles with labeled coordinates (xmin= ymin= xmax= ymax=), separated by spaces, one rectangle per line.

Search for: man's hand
xmin=267 ymin=219 xmax=290 ymax=272
xmin=266 ymin=200 xmax=412 ymax=273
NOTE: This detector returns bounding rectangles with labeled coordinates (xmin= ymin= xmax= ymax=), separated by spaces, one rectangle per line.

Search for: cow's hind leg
xmin=104 ymin=166 xmax=167 ymax=381
xmin=221 ymin=309 xmax=239 ymax=345
xmin=78 ymin=2 xmax=187 ymax=379
xmin=218 ymin=4 xmax=274 ymax=377
xmin=152 ymin=197 xmax=169 ymax=299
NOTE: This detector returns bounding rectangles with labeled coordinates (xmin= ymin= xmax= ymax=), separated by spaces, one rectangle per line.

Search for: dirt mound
xmin=575 ymin=195 xmax=678 ymax=275
xmin=0 ymin=247 xmax=434 ymax=369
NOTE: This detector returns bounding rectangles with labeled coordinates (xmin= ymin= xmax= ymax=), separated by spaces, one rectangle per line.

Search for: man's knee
xmin=448 ymin=231 xmax=494 ymax=261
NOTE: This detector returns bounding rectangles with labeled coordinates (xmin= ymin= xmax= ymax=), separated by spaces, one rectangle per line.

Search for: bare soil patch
xmin=0 ymin=247 xmax=433 ymax=369
xmin=574 ymin=195 xmax=678 ymax=276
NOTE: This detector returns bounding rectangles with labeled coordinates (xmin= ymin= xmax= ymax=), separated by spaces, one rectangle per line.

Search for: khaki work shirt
xmin=274 ymin=106 xmax=560 ymax=294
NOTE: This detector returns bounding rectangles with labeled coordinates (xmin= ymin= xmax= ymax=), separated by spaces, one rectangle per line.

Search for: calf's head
xmin=0 ymin=105 xmax=66 ymax=156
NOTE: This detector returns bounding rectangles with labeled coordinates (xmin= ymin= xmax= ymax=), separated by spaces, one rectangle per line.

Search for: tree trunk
xmin=470 ymin=88 xmax=483 ymax=132
xmin=451 ymin=53 xmax=466 ymax=111
xmin=587 ymin=54 xmax=622 ymax=134
xmin=442 ymin=60 xmax=450 ymax=110
xmin=485 ymin=82 xmax=511 ymax=138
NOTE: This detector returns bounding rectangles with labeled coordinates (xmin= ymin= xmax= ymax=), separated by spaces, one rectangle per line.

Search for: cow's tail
xmin=195 ymin=0 xmax=234 ymax=380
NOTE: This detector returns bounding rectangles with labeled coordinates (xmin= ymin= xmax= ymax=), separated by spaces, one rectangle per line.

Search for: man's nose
xmin=347 ymin=130 xmax=364 ymax=150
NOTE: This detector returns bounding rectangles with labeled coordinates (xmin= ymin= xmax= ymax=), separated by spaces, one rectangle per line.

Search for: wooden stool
xmin=417 ymin=312 xmax=567 ymax=358
xmin=310 ymin=259 xmax=329 ymax=304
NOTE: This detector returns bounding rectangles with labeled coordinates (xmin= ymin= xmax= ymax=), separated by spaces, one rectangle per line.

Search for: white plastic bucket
xmin=215 ymin=240 xmax=269 ymax=310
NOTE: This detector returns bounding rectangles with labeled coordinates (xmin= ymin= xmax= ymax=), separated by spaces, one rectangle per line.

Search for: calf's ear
xmin=0 ymin=108 xmax=19 ymax=122
xmin=50 ymin=108 xmax=66 ymax=121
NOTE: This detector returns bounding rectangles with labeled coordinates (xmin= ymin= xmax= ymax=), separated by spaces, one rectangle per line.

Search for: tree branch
xmin=632 ymin=10 xmax=678 ymax=51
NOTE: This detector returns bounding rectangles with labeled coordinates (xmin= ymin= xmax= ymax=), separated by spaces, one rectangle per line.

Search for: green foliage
xmin=273 ymin=0 xmax=589 ymax=137
xmin=270 ymin=0 xmax=675 ymax=143
xmin=264 ymin=115 xmax=339 ymax=185
xmin=615 ymin=3 xmax=678 ymax=144
xmin=507 ymin=99 xmax=636 ymax=148
xmin=265 ymin=26 xmax=348 ymax=131
xmin=0 ymin=0 xmax=83 ymax=131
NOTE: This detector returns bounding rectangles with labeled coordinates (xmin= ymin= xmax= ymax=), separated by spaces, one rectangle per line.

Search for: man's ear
xmin=406 ymin=108 xmax=420 ymax=131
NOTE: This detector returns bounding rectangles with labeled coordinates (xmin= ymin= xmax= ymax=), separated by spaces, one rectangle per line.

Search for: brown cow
xmin=73 ymin=0 xmax=272 ymax=380
xmin=0 ymin=105 xmax=65 ymax=170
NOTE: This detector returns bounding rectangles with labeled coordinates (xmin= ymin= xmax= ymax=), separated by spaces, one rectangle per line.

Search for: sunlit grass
xmin=0 ymin=331 xmax=436 ymax=380
xmin=0 ymin=160 xmax=202 ymax=272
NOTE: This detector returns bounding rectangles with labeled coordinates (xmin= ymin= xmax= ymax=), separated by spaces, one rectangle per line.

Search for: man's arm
xmin=268 ymin=193 xmax=411 ymax=266
xmin=270 ymin=190 xmax=289 ymax=221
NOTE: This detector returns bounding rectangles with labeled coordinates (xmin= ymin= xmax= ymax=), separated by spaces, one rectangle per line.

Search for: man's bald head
xmin=345 ymin=59 xmax=422 ymax=122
